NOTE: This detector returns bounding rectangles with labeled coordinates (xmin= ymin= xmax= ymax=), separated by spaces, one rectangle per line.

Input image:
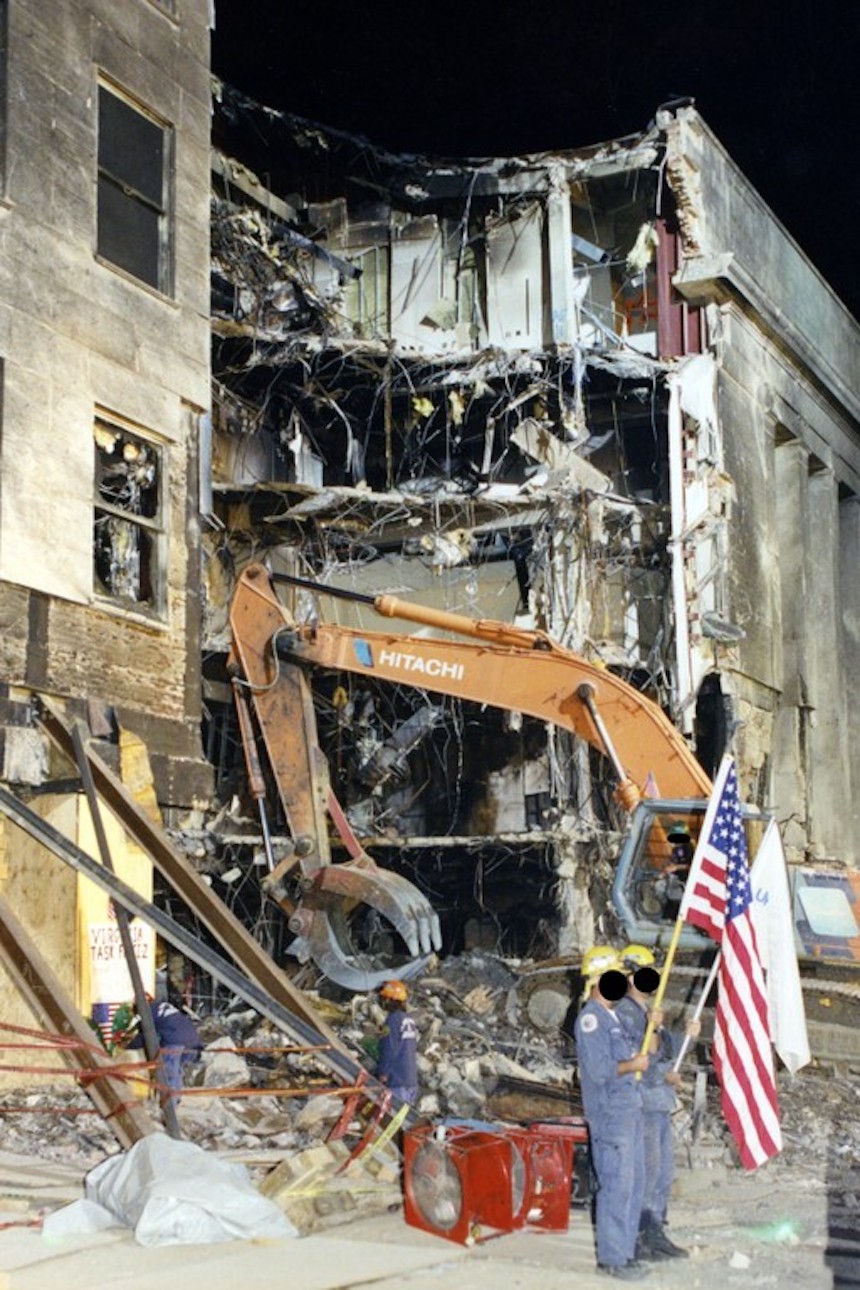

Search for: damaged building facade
xmin=204 ymin=91 xmax=860 ymax=960
xmin=0 ymin=0 xmax=213 ymax=1067
xmin=0 ymin=0 xmax=859 ymax=1022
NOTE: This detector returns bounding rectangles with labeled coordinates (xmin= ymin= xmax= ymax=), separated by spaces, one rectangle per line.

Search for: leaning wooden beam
xmin=0 ymin=782 xmax=375 ymax=1098
xmin=37 ymin=695 xmax=347 ymax=1050
xmin=0 ymin=894 xmax=158 ymax=1150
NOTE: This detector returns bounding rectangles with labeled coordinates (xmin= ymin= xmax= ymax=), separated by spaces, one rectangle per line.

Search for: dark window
xmin=97 ymin=85 xmax=170 ymax=292
xmin=94 ymin=419 xmax=163 ymax=610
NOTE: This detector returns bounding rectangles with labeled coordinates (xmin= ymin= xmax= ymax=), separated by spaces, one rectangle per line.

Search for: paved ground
xmin=0 ymin=1150 xmax=857 ymax=1289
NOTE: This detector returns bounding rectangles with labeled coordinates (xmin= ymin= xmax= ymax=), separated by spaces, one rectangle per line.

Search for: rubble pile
xmin=1 ymin=951 xmax=859 ymax=1217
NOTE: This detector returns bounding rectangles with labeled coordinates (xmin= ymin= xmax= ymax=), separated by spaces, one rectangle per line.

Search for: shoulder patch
xmin=579 ymin=1013 xmax=598 ymax=1034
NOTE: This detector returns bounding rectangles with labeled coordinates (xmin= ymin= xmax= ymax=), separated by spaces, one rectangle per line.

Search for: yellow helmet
xmin=581 ymin=945 xmax=623 ymax=978
xmin=621 ymin=944 xmax=656 ymax=971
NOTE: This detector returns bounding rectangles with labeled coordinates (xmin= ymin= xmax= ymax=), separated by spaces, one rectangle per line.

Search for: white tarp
xmin=42 ymin=1134 xmax=298 ymax=1247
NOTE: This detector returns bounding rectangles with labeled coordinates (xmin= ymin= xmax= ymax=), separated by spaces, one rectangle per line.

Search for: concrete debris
xmin=293 ymin=1095 xmax=344 ymax=1133
xmin=200 ymin=1036 xmax=251 ymax=1088
xmin=1 ymin=950 xmax=860 ymax=1263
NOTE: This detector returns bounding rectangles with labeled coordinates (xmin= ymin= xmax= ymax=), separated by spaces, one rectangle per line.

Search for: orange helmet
xmin=380 ymin=979 xmax=408 ymax=1002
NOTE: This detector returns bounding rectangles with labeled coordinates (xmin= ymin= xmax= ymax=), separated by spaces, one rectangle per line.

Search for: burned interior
xmin=197 ymin=88 xmax=729 ymax=984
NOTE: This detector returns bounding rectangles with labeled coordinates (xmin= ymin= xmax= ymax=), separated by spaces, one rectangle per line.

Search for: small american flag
xmin=679 ymin=755 xmax=782 ymax=1169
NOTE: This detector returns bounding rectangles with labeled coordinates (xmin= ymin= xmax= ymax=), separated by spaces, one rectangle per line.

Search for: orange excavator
xmin=227 ymin=562 xmax=724 ymax=988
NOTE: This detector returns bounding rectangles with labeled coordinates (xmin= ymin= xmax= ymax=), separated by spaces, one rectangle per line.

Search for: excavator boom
xmin=227 ymin=562 xmax=714 ymax=986
xmin=232 ymin=564 xmax=711 ymax=801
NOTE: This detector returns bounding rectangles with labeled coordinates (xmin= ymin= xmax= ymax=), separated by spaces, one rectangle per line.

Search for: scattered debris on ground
xmin=1 ymin=950 xmax=859 ymax=1269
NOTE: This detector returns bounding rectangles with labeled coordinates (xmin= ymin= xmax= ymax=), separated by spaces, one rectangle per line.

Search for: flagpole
xmin=671 ymin=950 xmax=720 ymax=1073
xmin=636 ymin=911 xmax=685 ymax=1078
xmin=635 ymin=754 xmax=733 ymax=1078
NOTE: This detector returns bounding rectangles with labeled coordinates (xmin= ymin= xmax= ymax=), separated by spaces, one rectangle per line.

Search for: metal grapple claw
xmin=288 ymin=858 xmax=442 ymax=991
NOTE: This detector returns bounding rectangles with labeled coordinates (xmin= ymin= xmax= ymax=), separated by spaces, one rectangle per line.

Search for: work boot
xmin=635 ymin=1227 xmax=671 ymax=1262
xmin=597 ymin=1262 xmax=649 ymax=1281
xmin=646 ymin=1221 xmax=689 ymax=1259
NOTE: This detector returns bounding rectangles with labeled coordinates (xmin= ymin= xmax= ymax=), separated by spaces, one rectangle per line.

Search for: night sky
xmin=211 ymin=0 xmax=860 ymax=319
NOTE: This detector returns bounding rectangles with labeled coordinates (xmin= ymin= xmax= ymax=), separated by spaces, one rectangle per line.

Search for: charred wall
xmin=0 ymin=0 xmax=214 ymax=807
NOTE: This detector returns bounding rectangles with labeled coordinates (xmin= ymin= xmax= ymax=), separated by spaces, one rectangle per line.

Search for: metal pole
xmin=671 ymin=952 xmax=720 ymax=1073
xmin=231 ymin=681 xmax=276 ymax=872
xmin=576 ymin=682 xmax=641 ymax=810
xmin=70 ymin=722 xmax=183 ymax=1139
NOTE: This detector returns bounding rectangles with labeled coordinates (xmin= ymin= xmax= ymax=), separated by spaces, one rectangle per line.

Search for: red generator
xmin=403 ymin=1123 xmax=522 ymax=1245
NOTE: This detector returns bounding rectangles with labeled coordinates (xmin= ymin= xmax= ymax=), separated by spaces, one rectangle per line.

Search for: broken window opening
xmin=693 ymin=673 xmax=732 ymax=782
xmin=343 ymin=245 xmax=389 ymax=338
xmin=97 ymin=82 xmax=171 ymax=293
xmin=93 ymin=418 xmax=163 ymax=611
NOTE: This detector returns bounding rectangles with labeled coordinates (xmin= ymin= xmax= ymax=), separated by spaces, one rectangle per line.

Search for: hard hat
xmin=667 ymin=821 xmax=690 ymax=843
xmin=581 ymin=945 xmax=622 ymax=979
xmin=380 ymin=979 xmax=409 ymax=1002
xmin=621 ymin=944 xmax=656 ymax=971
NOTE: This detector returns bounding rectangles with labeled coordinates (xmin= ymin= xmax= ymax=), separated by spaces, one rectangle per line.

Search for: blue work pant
xmin=389 ymin=1084 xmax=417 ymax=1108
xmin=589 ymin=1111 xmax=645 ymax=1268
xmin=159 ymin=1046 xmax=191 ymax=1093
xmin=642 ymin=1110 xmax=674 ymax=1226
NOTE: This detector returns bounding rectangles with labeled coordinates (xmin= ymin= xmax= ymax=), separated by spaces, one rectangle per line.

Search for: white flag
xmin=750 ymin=820 xmax=811 ymax=1075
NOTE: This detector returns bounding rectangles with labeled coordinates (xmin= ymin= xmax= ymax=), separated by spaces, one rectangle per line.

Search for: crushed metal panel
xmin=390 ymin=217 xmax=449 ymax=351
xmin=486 ymin=203 xmax=544 ymax=350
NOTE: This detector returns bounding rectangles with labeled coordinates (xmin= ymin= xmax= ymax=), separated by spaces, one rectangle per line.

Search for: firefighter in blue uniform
xmin=574 ymin=946 xmax=649 ymax=1282
xmin=376 ymin=979 xmax=419 ymax=1108
xmin=615 ymin=944 xmax=700 ymax=1261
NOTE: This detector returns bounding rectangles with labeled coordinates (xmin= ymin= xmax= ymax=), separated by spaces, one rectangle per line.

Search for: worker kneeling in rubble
xmin=615 ymin=945 xmax=700 ymax=1262
xmin=114 ymin=996 xmax=203 ymax=1097
xmin=574 ymin=946 xmax=649 ymax=1282
xmin=376 ymin=980 xmax=419 ymax=1109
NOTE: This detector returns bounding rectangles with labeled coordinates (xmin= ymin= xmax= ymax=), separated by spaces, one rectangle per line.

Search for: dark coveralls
xmin=376 ymin=1008 xmax=419 ymax=1107
xmin=615 ymin=994 xmax=677 ymax=1227
xmin=130 ymin=1000 xmax=202 ymax=1091
xmin=575 ymin=997 xmax=645 ymax=1269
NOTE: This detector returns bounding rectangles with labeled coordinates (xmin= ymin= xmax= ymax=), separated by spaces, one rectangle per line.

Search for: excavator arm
xmin=227 ymin=562 xmax=712 ymax=986
xmin=228 ymin=574 xmax=442 ymax=991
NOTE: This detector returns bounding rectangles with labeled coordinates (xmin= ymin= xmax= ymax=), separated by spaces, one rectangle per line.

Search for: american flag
xmin=678 ymin=755 xmax=782 ymax=1170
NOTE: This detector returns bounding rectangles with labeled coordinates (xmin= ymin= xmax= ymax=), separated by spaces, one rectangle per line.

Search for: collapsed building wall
xmin=202 ymin=92 xmax=743 ymax=959
xmin=203 ymin=90 xmax=860 ymax=969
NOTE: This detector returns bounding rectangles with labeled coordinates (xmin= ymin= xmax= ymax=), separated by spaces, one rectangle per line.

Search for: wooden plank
xmin=37 ymin=695 xmax=348 ymax=1051
xmin=0 ymin=894 xmax=157 ymax=1150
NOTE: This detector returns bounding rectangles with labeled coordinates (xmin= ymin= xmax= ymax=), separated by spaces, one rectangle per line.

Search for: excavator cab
xmin=612 ymin=799 xmax=770 ymax=951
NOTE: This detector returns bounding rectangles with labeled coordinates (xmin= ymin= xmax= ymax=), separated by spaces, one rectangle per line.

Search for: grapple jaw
xmin=286 ymin=857 xmax=443 ymax=991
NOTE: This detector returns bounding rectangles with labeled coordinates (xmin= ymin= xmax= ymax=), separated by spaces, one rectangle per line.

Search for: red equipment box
xmin=403 ymin=1117 xmax=587 ymax=1245
xmin=505 ymin=1119 xmax=585 ymax=1231
xmin=404 ymin=1124 xmax=520 ymax=1244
